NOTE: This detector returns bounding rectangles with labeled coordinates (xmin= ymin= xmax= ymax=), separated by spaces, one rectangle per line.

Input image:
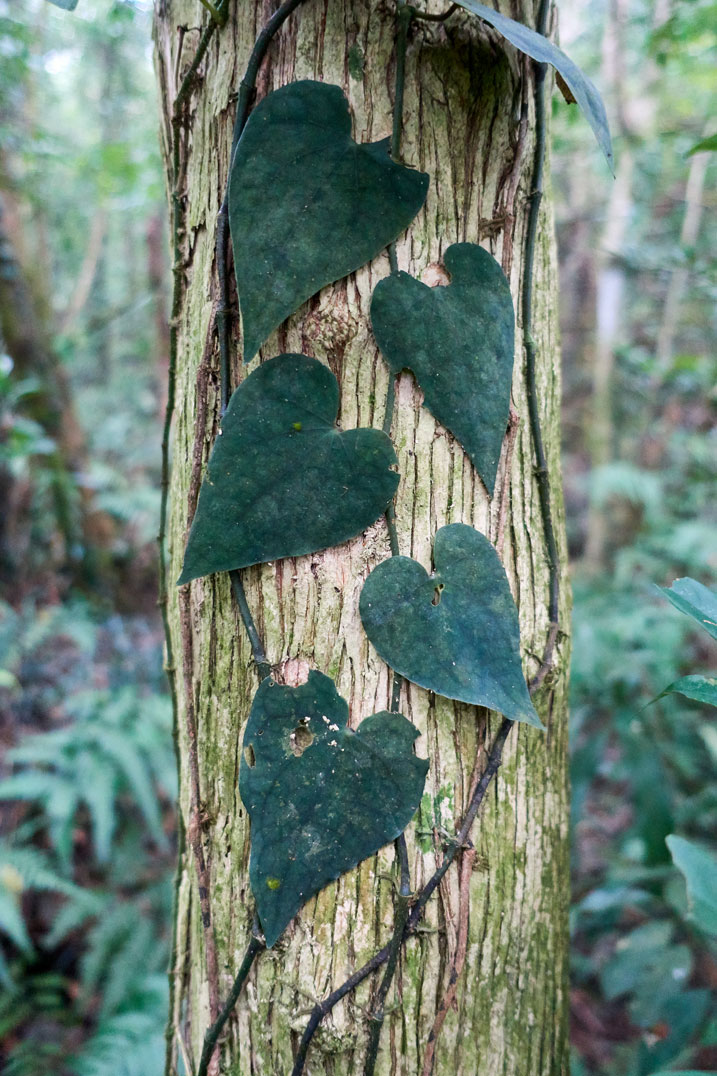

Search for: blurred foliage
xmin=0 ymin=0 xmax=164 ymax=594
xmin=554 ymin=0 xmax=717 ymax=1072
xmin=0 ymin=595 xmax=175 ymax=1074
xmin=1 ymin=0 xmax=176 ymax=1066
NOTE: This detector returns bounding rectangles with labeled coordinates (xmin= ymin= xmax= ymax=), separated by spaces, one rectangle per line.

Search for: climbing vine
xmin=154 ymin=0 xmax=613 ymax=1073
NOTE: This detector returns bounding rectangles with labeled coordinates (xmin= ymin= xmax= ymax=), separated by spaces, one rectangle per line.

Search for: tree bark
xmin=154 ymin=2 xmax=571 ymax=1073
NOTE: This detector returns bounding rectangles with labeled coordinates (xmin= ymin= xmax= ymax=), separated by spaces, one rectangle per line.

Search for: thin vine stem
xmin=196 ymin=932 xmax=266 ymax=1076
xmin=230 ymin=571 xmax=271 ymax=680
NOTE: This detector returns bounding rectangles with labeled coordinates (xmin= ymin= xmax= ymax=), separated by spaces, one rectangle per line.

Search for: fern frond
xmin=69 ymin=975 xmax=168 ymax=1076
xmin=99 ymin=729 xmax=166 ymax=848
xmin=0 ymin=890 xmax=33 ymax=954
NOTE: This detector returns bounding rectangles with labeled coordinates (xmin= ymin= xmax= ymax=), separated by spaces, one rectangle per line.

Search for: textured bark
xmin=154 ymin=2 xmax=571 ymax=1073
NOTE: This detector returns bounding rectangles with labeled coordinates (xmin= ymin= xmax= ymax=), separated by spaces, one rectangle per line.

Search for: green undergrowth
xmin=0 ymin=595 xmax=176 ymax=1076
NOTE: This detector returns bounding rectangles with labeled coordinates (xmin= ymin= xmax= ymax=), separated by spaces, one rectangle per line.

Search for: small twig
xmin=173 ymin=7 xmax=225 ymax=125
xmin=197 ymin=932 xmax=266 ymax=1076
xmin=291 ymin=941 xmax=394 ymax=1076
xmin=497 ymin=57 xmax=530 ymax=280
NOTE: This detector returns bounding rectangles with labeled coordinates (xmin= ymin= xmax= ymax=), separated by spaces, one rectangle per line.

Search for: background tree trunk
xmin=154 ymin=2 xmax=571 ymax=1073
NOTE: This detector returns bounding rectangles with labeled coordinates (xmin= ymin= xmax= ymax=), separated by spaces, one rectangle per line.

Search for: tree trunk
xmin=154 ymin=2 xmax=571 ymax=1073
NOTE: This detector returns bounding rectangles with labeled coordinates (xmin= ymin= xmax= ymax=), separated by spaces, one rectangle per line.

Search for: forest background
xmin=0 ymin=0 xmax=714 ymax=1074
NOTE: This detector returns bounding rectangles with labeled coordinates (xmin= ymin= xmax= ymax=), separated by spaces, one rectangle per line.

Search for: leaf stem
xmin=230 ymin=571 xmax=271 ymax=680
xmin=197 ymin=932 xmax=265 ymax=1076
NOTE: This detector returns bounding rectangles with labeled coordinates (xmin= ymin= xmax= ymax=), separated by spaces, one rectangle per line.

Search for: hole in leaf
xmin=432 ymin=583 xmax=445 ymax=607
xmin=289 ymin=722 xmax=314 ymax=757
xmin=244 ymin=744 xmax=256 ymax=768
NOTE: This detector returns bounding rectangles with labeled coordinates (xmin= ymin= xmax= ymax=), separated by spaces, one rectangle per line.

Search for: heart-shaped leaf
xmin=360 ymin=523 xmax=541 ymax=727
xmin=455 ymin=1 xmax=614 ymax=173
xmin=229 ymin=80 xmax=429 ymax=361
xmin=178 ymin=354 xmax=399 ymax=584
xmin=371 ymin=244 xmax=514 ymax=495
xmin=239 ymin=671 xmax=428 ymax=947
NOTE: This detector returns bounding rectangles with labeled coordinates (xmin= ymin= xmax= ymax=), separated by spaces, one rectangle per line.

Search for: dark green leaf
xmin=239 ymin=671 xmax=428 ymax=948
xmin=454 ymin=1 xmax=614 ymax=172
xmin=667 ymin=835 xmax=717 ymax=936
xmin=657 ymin=576 xmax=717 ymax=640
xmin=359 ymin=523 xmax=541 ymax=726
xmin=686 ymin=133 xmax=717 ymax=156
xmin=655 ymin=674 xmax=717 ymax=708
xmin=178 ymin=354 xmax=399 ymax=584
xmin=229 ymin=80 xmax=429 ymax=361
xmin=371 ymin=244 xmax=514 ymax=495
xmin=44 ymin=0 xmax=79 ymax=8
